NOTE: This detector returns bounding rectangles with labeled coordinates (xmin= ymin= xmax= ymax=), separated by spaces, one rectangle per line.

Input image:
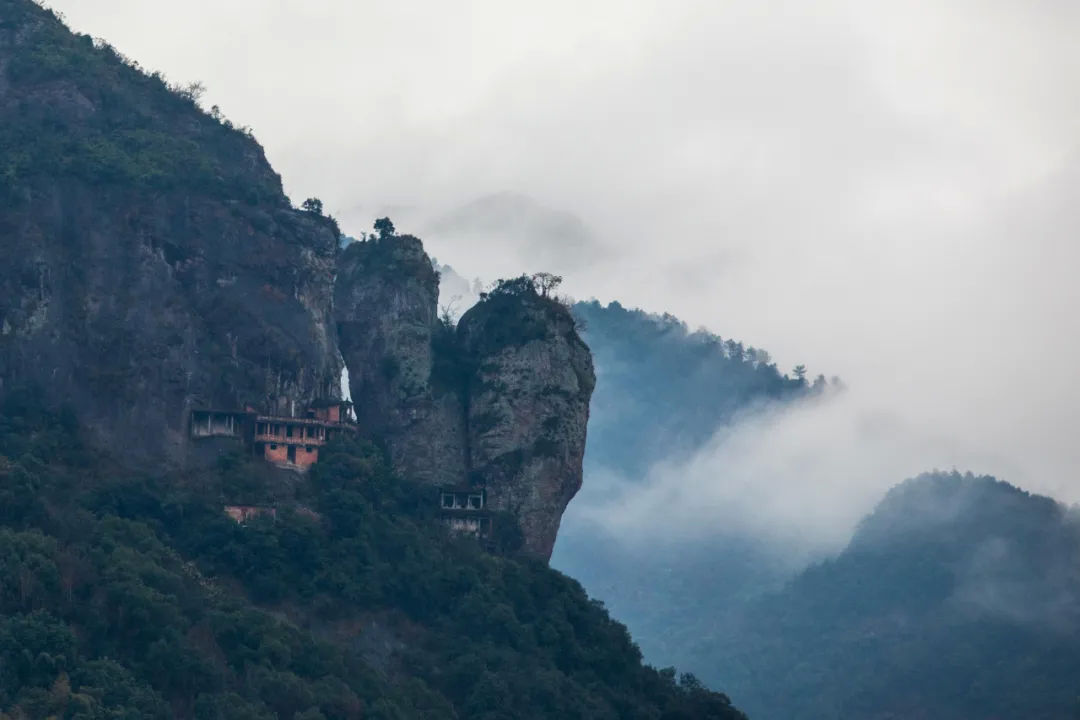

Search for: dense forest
xmin=552 ymin=300 xmax=823 ymax=667
xmin=0 ymin=387 xmax=747 ymax=718
xmin=699 ymin=472 xmax=1080 ymax=720
xmin=568 ymin=300 xmax=821 ymax=478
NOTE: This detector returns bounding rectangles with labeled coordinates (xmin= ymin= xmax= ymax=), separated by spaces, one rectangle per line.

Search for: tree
xmin=374 ymin=217 xmax=395 ymax=239
xmin=531 ymin=273 xmax=563 ymax=298
xmin=439 ymin=296 xmax=461 ymax=327
xmin=793 ymin=365 xmax=807 ymax=382
xmin=301 ymin=198 xmax=324 ymax=216
xmin=170 ymin=80 xmax=206 ymax=105
xmin=486 ymin=276 xmax=535 ymax=299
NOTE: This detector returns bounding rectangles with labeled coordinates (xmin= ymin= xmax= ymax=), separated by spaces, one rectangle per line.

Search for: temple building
xmin=190 ymin=401 xmax=353 ymax=471
xmin=439 ymin=487 xmax=492 ymax=538
xmin=190 ymin=409 xmax=247 ymax=439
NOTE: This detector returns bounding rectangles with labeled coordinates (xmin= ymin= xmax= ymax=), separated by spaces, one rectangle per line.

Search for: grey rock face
xmin=0 ymin=185 xmax=344 ymax=466
xmin=334 ymin=236 xmax=467 ymax=487
xmin=459 ymin=293 xmax=595 ymax=559
xmin=0 ymin=6 xmax=343 ymax=467
xmin=335 ymin=235 xmax=595 ymax=560
xmin=1 ymin=3 xmax=592 ymax=559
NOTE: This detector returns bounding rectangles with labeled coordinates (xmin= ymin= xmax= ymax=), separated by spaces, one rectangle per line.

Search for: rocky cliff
xmin=458 ymin=284 xmax=595 ymax=558
xmin=0 ymin=1 xmax=343 ymax=465
xmin=334 ymin=234 xmax=468 ymax=486
xmin=336 ymin=238 xmax=595 ymax=559
xmin=0 ymin=0 xmax=592 ymax=559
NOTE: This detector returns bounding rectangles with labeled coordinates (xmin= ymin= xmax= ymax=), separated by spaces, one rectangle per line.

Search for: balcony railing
xmin=254 ymin=431 xmax=327 ymax=446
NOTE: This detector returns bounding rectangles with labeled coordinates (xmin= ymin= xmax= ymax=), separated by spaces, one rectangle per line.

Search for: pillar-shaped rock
xmin=334 ymin=236 xmax=468 ymax=486
xmin=458 ymin=288 xmax=595 ymax=559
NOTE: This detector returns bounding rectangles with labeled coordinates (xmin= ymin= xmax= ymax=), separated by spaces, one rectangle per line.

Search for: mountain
xmin=336 ymin=237 xmax=595 ymax=559
xmin=0 ymin=0 xmax=344 ymax=466
xmin=567 ymin=300 xmax=818 ymax=477
xmin=0 ymin=0 xmax=588 ymax=561
xmin=552 ymin=300 xmax=821 ymax=666
xmin=549 ymin=309 xmax=1080 ymax=719
xmin=0 ymin=3 xmax=747 ymax=717
xmin=702 ymin=472 xmax=1080 ymax=720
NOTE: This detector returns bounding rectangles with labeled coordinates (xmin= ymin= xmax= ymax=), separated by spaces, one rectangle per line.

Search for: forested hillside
xmin=552 ymin=300 xmax=822 ymax=667
xmin=0 ymin=388 xmax=746 ymax=718
xmin=701 ymin=472 xmax=1080 ymax=720
xmin=569 ymin=300 xmax=819 ymax=477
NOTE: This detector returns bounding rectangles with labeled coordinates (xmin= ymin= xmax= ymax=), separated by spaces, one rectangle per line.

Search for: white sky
xmin=46 ymin=1 xmax=1080 ymax=540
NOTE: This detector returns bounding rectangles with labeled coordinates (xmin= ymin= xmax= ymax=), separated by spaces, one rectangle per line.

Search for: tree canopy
xmin=0 ymin=386 xmax=748 ymax=719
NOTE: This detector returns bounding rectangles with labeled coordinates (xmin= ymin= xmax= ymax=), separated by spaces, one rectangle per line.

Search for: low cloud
xmin=569 ymin=384 xmax=1017 ymax=560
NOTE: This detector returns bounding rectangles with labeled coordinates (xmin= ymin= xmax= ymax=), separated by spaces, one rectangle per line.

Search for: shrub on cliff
xmin=465 ymin=274 xmax=579 ymax=353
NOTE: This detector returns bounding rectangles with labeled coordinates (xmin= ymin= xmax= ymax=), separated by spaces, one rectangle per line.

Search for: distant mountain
xmin=432 ymin=261 xmax=483 ymax=316
xmin=702 ymin=471 xmax=1080 ymax=720
xmin=426 ymin=192 xmax=601 ymax=275
xmin=552 ymin=300 xmax=822 ymax=667
xmin=568 ymin=300 xmax=818 ymax=477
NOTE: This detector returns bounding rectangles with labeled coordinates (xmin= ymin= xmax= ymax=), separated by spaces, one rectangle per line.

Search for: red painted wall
xmin=262 ymin=442 xmax=319 ymax=470
xmin=296 ymin=445 xmax=319 ymax=469
xmin=263 ymin=443 xmax=290 ymax=465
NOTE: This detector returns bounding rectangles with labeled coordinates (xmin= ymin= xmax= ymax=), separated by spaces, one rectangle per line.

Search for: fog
xmin=47 ymin=0 xmax=1080 ymax=550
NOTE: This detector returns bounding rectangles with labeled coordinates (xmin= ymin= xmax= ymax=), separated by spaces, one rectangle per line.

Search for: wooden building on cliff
xmin=438 ymin=486 xmax=493 ymax=540
xmin=190 ymin=400 xmax=353 ymax=472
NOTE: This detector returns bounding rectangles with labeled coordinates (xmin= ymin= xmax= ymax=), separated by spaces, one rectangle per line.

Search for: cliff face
xmin=334 ymin=236 xmax=468 ymax=486
xmin=0 ymin=1 xmax=592 ymax=559
xmin=0 ymin=2 xmax=343 ymax=465
xmin=335 ymin=237 xmax=595 ymax=559
xmin=459 ymin=290 xmax=595 ymax=558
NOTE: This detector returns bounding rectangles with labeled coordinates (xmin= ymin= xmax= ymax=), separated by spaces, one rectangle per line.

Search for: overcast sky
xmin=47 ymin=1 xmax=1080 ymax=543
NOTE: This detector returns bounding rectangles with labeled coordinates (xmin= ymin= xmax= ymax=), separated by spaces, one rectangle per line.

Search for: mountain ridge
xmin=699 ymin=471 xmax=1080 ymax=720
